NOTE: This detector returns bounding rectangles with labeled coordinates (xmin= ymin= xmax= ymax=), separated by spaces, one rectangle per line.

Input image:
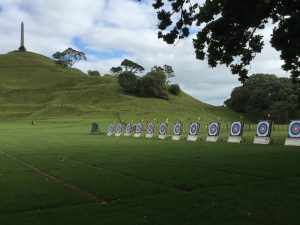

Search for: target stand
xmin=107 ymin=124 xmax=114 ymax=136
xmin=228 ymin=121 xmax=244 ymax=143
xmin=285 ymin=120 xmax=300 ymax=146
xmin=115 ymin=123 xmax=123 ymax=137
xmin=145 ymin=123 xmax=155 ymax=138
xmin=158 ymin=123 xmax=168 ymax=140
xmin=254 ymin=121 xmax=272 ymax=144
xmin=172 ymin=122 xmax=183 ymax=141
xmin=206 ymin=122 xmax=220 ymax=142
xmin=187 ymin=122 xmax=200 ymax=141
xmin=124 ymin=124 xmax=132 ymax=137
xmin=134 ymin=123 xmax=143 ymax=138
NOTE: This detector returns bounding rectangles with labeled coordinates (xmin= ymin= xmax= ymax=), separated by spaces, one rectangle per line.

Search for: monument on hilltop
xmin=18 ymin=22 xmax=26 ymax=52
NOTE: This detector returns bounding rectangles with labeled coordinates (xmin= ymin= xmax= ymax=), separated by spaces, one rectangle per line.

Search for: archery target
xmin=125 ymin=123 xmax=132 ymax=133
xmin=230 ymin=121 xmax=243 ymax=136
xmin=135 ymin=123 xmax=143 ymax=133
xmin=288 ymin=120 xmax=300 ymax=138
xmin=256 ymin=121 xmax=271 ymax=137
xmin=173 ymin=123 xmax=182 ymax=135
xmin=116 ymin=123 xmax=122 ymax=133
xmin=189 ymin=123 xmax=199 ymax=136
xmin=147 ymin=123 xmax=155 ymax=134
xmin=107 ymin=124 xmax=114 ymax=133
xmin=208 ymin=123 xmax=219 ymax=136
xmin=159 ymin=123 xmax=168 ymax=135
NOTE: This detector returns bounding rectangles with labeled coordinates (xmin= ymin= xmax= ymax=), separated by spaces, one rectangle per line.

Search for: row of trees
xmin=52 ymin=49 xmax=181 ymax=99
xmin=224 ymin=74 xmax=300 ymax=122
xmin=115 ymin=59 xmax=180 ymax=99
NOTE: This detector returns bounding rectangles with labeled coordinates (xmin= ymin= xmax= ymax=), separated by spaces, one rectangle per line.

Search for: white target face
xmin=125 ymin=124 xmax=132 ymax=133
xmin=159 ymin=123 xmax=167 ymax=135
xmin=288 ymin=120 xmax=300 ymax=138
xmin=230 ymin=121 xmax=242 ymax=136
xmin=173 ymin=123 xmax=182 ymax=135
xmin=256 ymin=121 xmax=270 ymax=137
xmin=116 ymin=124 xmax=122 ymax=133
xmin=208 ymin=123 xmax=219 ymax=136
xmin=107 ymin=124 xmax=114 ymax=133
xmin=189 ymin=123 xmax=199 ymax=136
xmin=147 ymin=123 xmax=155 ymax=134
xmin=135 ymin=123 xmax=143 ymax=133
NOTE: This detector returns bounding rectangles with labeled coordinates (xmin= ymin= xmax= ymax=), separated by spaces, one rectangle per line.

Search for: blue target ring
xmin=147 ymin=123 xmax=155 ymax=134
xmin=173 ymin=123 xmax=182 ymax=135
xmin=108 ymin=124 xmax=114 ymax=133
xmin=189 ymin=123 xmax=198 ymax=135
xmin=209 ymin=124 xmax=218 ymax=135
xmin=258 ymin=124 xmax=268 ymax=135
xmin=231 ymin=124 xmax=240 ymax=135
xmin=256 ymin=121 xmax=270 ymax=137
xmin=116 ymin=124 xmax=122 ymax=133
xmin=125 ymin=124 xmax=132 ymax=133
xmin=136 ymin=123 xmax=142 ymax=133
xmin=291 ymin=123 xmax=300 ymax=135
xmin=159 ymin=123 xmax=167 ymax=135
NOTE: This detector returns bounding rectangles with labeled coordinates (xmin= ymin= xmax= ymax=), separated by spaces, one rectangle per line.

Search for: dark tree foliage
xmin=152 ymin=64 xmax=175 ymax=82
xmin=110 ymin=66 xmax=123 ymax=76
xmin=152 ymin=0 xmax=300 ymax=82
xmin=224 ymin=74 xmax=300 ymax=122
xmin=121 ymin=59 xmax=145 ymax=73
xmin=138 ymin=70 xmax=168 ymax=99
xmin=53 ymin=48 xmax=86 ymax=68
xmin=168 ymin=84 xmax=181 ymax=95
xmin=118 ymin=71 xmax=138 ymax=93
xmin=88 ymin=70 xmax=100 ymax=76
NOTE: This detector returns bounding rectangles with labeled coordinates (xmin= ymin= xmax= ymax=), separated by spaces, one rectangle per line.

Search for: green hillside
xmin=0 ymin=51 xmax=242 ymax=122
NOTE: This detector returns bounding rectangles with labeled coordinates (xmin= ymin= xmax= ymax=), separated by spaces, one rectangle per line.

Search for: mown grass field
xmin=0 ymin=118 xmax=300 ymax=225
xmin=1 ymin=51 xmax=299 ymax=224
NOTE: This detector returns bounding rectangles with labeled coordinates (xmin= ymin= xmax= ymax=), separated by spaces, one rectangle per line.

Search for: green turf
xmin=0 ymin=118 xmax=299 ymax=225
xmin=0 ymin=51 xmax=298 ymax=224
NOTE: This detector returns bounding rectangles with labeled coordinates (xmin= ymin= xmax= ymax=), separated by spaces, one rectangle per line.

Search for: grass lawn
xmin=0 ymin=118 xmax=300 ymax=225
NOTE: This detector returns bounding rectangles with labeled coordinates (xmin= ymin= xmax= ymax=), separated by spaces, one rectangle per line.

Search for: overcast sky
xmin=0 ymin=0 xmax=289 ymax=105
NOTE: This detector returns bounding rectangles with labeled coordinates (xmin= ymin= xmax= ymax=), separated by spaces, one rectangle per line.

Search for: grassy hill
xmin=0 ymin=51 xmax=242 ymax=123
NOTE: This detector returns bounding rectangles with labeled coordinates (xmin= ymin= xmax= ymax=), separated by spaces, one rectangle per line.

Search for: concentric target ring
xmin=256 ymin=121 xmax=269 ymax=137
xmin=230 ymin=122 xmax=242 ymax=136
xmin=189 ymin=123 xmax=198 ymax=136
xmin=147 ymin=123 xmax=155 ymax=134
xmin=173 ymin=123 xmax=182 ymax=135
xmin=135 ymin=123 xmax=143 ymax=133
xmin=159 ymin=123 xmax=167 ymax=135
xmin=288 ymin=121 xmax=300 ymax=138
xmin=208 ymin=123 xmax=219 ymax=136
xmin=125 ymin=124 xmax=132 ymax=133
xmin=116 ymin=124 xmax=122 ymax=133
xmin=107 ymin=124 xmax=114 ymax=133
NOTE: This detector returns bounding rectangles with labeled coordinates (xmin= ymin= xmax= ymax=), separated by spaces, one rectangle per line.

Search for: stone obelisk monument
xmin=18 ymin=22 xmax=26 ymax=52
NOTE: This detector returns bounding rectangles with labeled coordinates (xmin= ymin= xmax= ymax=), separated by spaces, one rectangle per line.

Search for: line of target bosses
xmin=106 ymin=120 xmax=300 ymax=146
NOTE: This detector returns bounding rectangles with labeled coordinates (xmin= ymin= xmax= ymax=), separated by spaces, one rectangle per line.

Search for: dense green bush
xmin=118 ymin=71 xmax=137 ymax=93
xmin=137 ymin=70 xmax=168 ymax=99
xmin=224 ymin=74 xmax=300 ymax=122
xmin=168 ymin=84 xmax=181 ymax=95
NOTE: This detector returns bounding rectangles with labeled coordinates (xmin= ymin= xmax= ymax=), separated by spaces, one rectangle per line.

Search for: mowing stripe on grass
xmin=65 ymin=157 xmax=189 ymax=193
xmin=0 ymin=150 xmax=113 ymax=204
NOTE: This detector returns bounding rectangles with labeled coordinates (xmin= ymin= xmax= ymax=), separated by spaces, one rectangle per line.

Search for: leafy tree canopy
xmin=224 ymin=74 xmax=300 ymax=122
xmin=53 ymin=48 xmax=86 ymax=68
xmin=152 ymin=0 xmax=300 ymax=82
xmin=88 ymin=70 xmax=100 ymax=76
xmin=121 ymin=59 xmax=145 ymax=73
xmin=110 ymin=66 xmax=123 ymax=76
xmin=118 ymin=71 xmax=138 ymax=93
xmin=152 ymin=64 xmax=175 ymax=82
